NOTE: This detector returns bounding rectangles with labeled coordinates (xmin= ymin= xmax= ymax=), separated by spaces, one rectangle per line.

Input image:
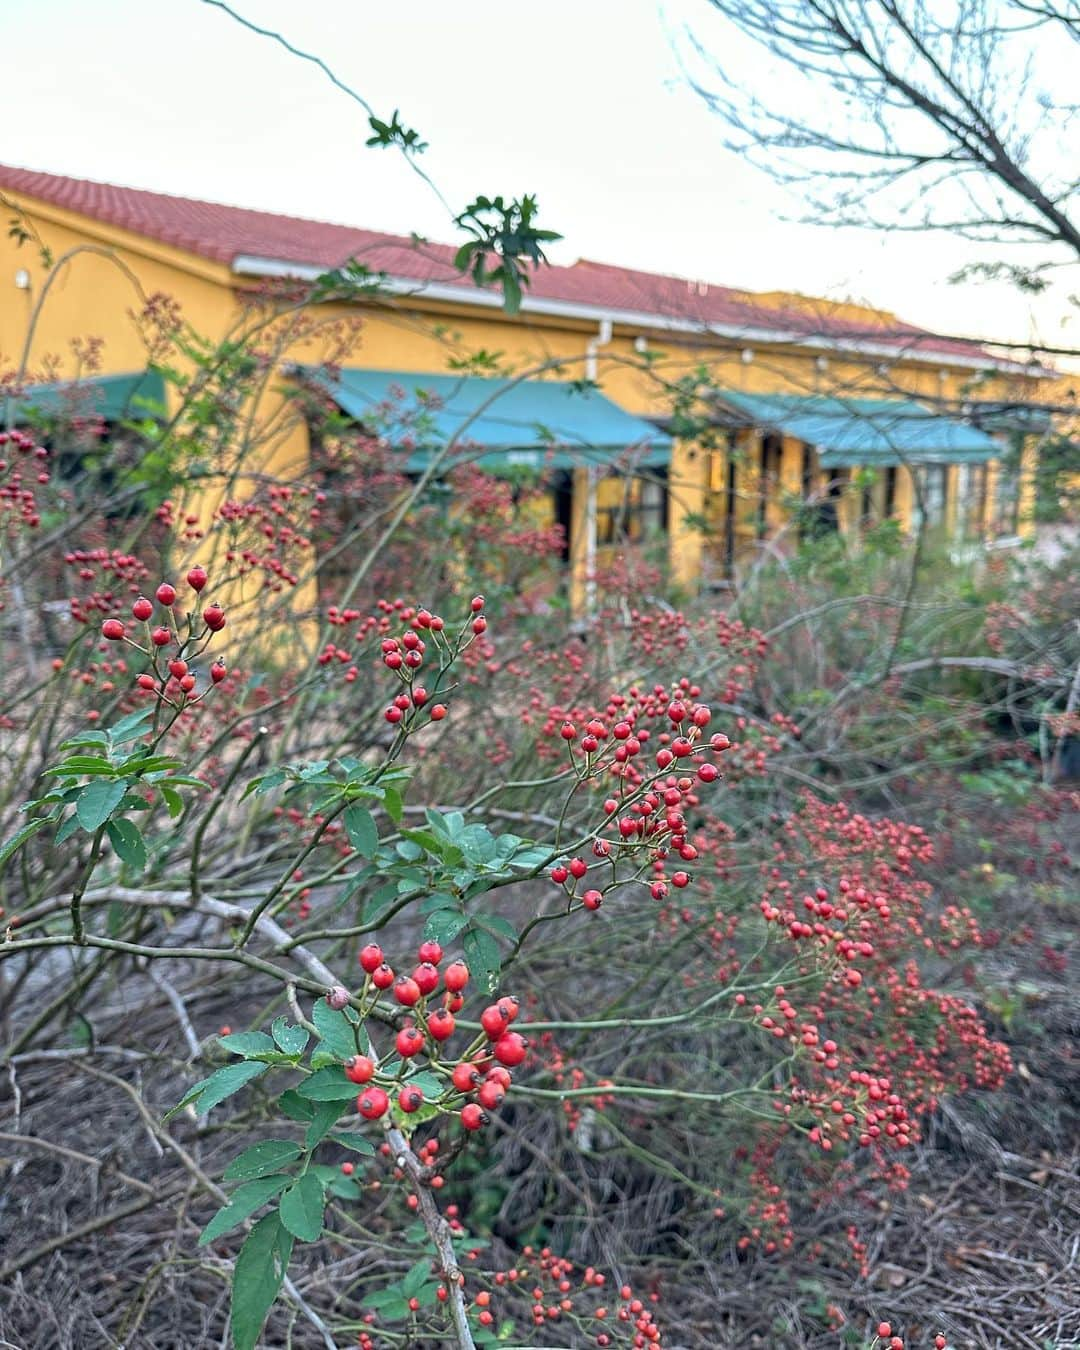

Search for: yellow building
xmin=0 ymin=164 xmax=1054 ymax=613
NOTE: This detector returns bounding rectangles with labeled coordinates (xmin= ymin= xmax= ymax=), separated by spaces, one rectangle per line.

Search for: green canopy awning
xmin=712 ymin=391 xmax=1000 ymax=467
xmin=299 ymin=367 xmax=671 ymax=473
xmin=3 ymin=370 xmax=167 ymax=426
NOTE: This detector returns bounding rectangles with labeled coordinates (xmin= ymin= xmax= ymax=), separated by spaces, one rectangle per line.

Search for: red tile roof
xmin=0 ymin=163 xmax=995 ymax=363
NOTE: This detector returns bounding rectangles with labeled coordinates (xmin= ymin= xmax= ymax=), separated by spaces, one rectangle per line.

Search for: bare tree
xmin=686 ymin=1 xmax=1080 ymax=282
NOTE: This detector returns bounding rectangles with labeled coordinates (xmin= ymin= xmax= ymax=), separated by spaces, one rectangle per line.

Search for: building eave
xmin=231 ymin=254 xmax=1047 ymax=378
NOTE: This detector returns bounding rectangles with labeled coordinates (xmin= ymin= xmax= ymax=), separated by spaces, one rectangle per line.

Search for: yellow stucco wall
xmin=0 ymin=185 xmax=1049 ymax=615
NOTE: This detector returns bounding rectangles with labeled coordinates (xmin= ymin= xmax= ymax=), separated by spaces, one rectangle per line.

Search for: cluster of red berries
xmin=0 ymin=427 xmax=48 ymax=532
xmin=99 ymin=568 xmax=228 ymax=706
xmin=547 ymin=695 xmax=730 ymax=910
xmin=342 ymin=939 xmax=525 ymax=1131
xmin=871 ymin=1322 xmax=949 ymax=1349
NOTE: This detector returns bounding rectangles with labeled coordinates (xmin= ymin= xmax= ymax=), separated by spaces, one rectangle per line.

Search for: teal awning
xmin=3 ymin=370 xmax=167 ymax=425
xmin=299 ymin=367 xmax=671 ymax=473
xmin=713 ymin=391 xmax=1000 ymax=467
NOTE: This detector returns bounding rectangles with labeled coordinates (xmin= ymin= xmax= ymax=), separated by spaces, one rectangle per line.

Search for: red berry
xmin=398 ymin=1085 xmax=424 ymax=1113
xmin=444 ymin=960 xmax=469 ymax=992
xmin=481 ymin=1005 xmax=509 ymax=1039
xmin=427 ymin=1008 xmax=455 ymax=1041
xmin=396 ymin=1025 xmax=425 ymax=1058
xmin=569 ymin=858 xmax=588 ymax=880
xmin=340 ymin=1161 xmax=354 ymax=1175
xmin=477 ymin=1079 xmax=505 ymax=1110
xmin=470 ymin=595 xmax=484 ymax=612
xmin=151 ymin=626 xmax=171 ymax=646
xmin=344 ymin=1055 xmax=375 ymax=1084
xmin=155 ymin=583 xmax=177 ymax=606
xmin=370 ymin=963 xmax=395 ymax=991
xmin=101 ymin=619 xmax=125 ymax=641
xmin=550 ymin=865 xmax=569 ymax=884
xmin=461 ymin=1103 xmax=487 ymax=1130
xmin=210 ymin=661 xmax=227 ymax=683
xmin=179 ymin=674 xmax=196 ymax=693
xmin=697 ymin=762 xmax=719 ymax=783
xmin=496 ymin=995 xmax=520 ymax=1023
xmin=429 ymin=704 xmax=447 ymax=721
xmin=671 ymin=872 xmax=690 ymax=888
xmin=394 ymin=977 xmax=422 ymax=1007
xmin=493 ymin=1032 xmax=527 ymax=1067
xmin=135 ymin=673 xmax=156 ymax=691
xmin=385 ymin=705 xmax=403 ymax=724
xmin=186 ymin=565 xmax=208 ymax=592
xmin=168 ymin=659 xmax=188 ymax=679
xmin=412 ymin=962 xmax=439 ymax=995
xmin=131 ymin=597 xmax=153 ymax=621
xmin=452 ymin=1062 xmax=479 ymax=1093
xmin=877 ymin=1326 xmax=892 ymax=1340
xmin=359 ymin=943 xmax=384 ymax=973
xmin=202 ymin=604 xmax=226 ymax=631
xmin=486 ymin=1065 xmax=512 ymax=1090
xmin=560 ymin=721 xmax=576 ymax=740
xmin=418 ymin=940 xmax=443 ymax=966
xmin=582 ymin=889 xmax=603 ymax=910
xmin=472 ymin=616 xmax=487 ymax=634
xmin=357 ymin=1087 xmax=389 ymax=1119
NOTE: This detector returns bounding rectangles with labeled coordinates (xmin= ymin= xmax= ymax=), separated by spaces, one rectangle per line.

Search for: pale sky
xmin=3 ymin=0 xmax=1077 ymax=351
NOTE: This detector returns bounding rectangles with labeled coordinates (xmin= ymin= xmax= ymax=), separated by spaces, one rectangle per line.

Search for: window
xmin=595 ymin=470 xmax=668 ymax=545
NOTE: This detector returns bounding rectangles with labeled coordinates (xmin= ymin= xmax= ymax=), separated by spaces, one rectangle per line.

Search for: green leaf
xmin=198 ymin=1175 xmax=290 ymax=1245
xmin=219 ymin=1031 xmax=278 ymax=1058
xmin=279 ymin=1171 xmax=325 ymax=1242
xmin=304 ymin=1099 xmax=344 ymax=1150
xmin=225 ymin=1140 xmax=303 ymax=1181
xmin=75 ymin=779 xmax=127 ymax=832
xmin=271 ymin=1017 xmax=309 ymax=1057
xmin=402 ymin=1258 xmax=431 ymax=1297
xmin=0 ymin=817 xmax=49 ymax=868
xmin=106 ymin=817 xmax=147 ymax=872
xmin=424 ymin=907 xmax=468 ymax=945
xmin=382 ymin=784 xmax=403 ymax=823
xmin=364 ymin=1288 xmax=411 ymax=1316
xmin=194 ymin=1060 xmax=267 ymax=1115
xmin=47 ymin=755 xmax=117 ymax=776
xmin=463 ymin=925 xmax=501 ymax=994
xmin=160 ymin=784 xmax=184 ymax=818
xmin=344 ymin=803 xmax=379 ymax=857
xmin=329 ymin=1131 xmax=376 ymax=1156
xmin=55 ymin=813 xmax=81 ymax=846
xmin=296 ymin=1066 xmax=358 ymax=1101
xmin=108 ymin=707 xmax=154 ymax=745
xmin=277 ymin=1090 xmax=315 ymax=1122
xmin=476 ymin=913 xmax=517 ymax=942
xmin=311 ymin=1001 xmax=358 ymax=1061
xmin=230 ymin=1211 xmax=293 ymax=1350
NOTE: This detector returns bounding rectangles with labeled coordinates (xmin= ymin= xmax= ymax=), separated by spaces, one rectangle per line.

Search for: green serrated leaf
xmin=224 ymin=1140 xmax=303 ymax=1182
xmin=304 ymin=1099 xmax=344 ymax=1150
xmin=187 ymin=1060 xmax=267 ymax=1117
xmin=75 ymin=778 xmax=127 ymax=832
xmin=463 ymin=925 xmax=501 ymax=994
xmin=271 ymin=1017 xmax=309 ymax=1057
xmin=0 ymin=817 xmax=49 ymax=867
xmin=311 ymin=1001 xmax=358 ymax=1061
xmin=344 ymin=803 xmax=379 ymax=858
xmin=382 ymin=784 xmax=403 ymax=823
xmin=476 ymin=913 xmax=517 ymax=942
xmin=198 ymin=1175 xmax=290 ymax=1245
xmin=329 ymin=1131 xmax=376 ymax=1156
xmin=279 ymin=1171 xmax=325 ymax=1242
xmin=108 ymin=707 xmax=154 ymax=745
xmin=424 ymin=908 xmax=468 ymax=945
xmin=296 ymin=1066 xmax=358 ymax=1102
xmin=230 ymin=1211 xmax=293 ymax=1350
xmin=106 ymin=817 xmax=147 ymax=872
xmin=219 ymin=1031 xmax=278 ymax=1058
xmin=277 ymin=1090 xmax=315 ymax=1122
xmin=160 ymin=784 xmax=184 ymax=818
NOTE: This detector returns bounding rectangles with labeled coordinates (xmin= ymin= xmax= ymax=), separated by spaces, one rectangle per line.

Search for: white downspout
xmin=583 ymin=319 xmax=613 ymax=616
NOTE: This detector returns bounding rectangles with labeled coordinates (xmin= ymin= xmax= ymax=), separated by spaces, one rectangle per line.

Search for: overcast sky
xmin=3 ymin=0 xmax=1076 ymax=350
